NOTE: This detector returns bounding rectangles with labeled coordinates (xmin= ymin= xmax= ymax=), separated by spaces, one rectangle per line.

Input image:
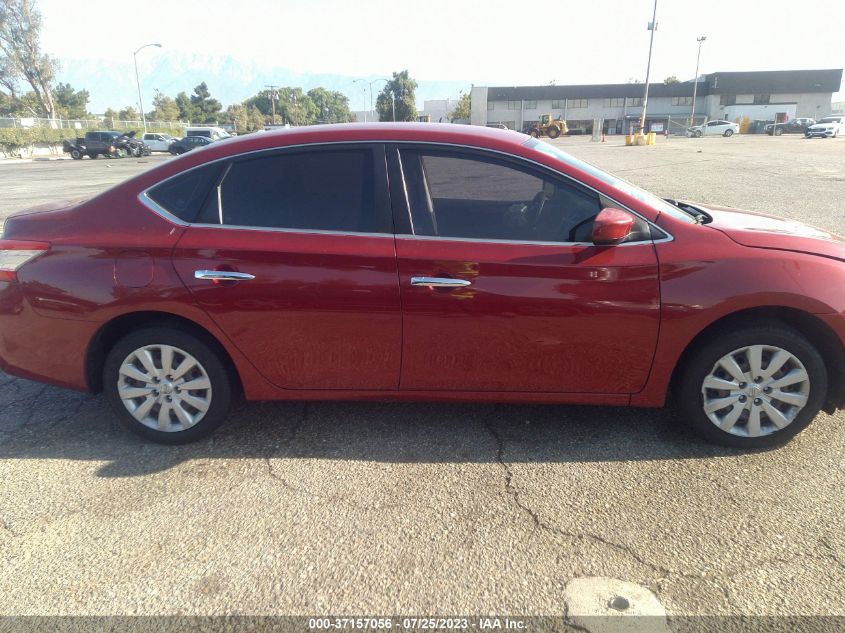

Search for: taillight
xmin=0 ymin=240 xmax=50 ymax=282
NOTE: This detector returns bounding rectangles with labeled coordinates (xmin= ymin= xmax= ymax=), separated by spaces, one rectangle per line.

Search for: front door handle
xmin=410 ymin=276 xmax=471 ymax=288
xmin=194 ymin=270 xmax=255 ymax=282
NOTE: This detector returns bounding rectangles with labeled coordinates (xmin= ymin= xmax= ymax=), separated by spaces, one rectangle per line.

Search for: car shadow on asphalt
xmin=0 ymin=371 xmax=749 ymax=478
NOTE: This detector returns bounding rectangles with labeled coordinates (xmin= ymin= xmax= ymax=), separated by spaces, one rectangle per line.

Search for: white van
xmin=185 ymin=126 xmax=231 ymax=140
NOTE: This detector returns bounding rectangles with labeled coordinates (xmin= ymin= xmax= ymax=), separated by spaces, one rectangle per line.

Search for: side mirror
xmin=592 ymin=208 xmax=636 ymax=245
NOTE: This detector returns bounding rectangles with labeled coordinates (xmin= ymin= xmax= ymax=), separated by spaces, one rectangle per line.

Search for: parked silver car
xmin=687 ymin=120 xmax=740 ymax=137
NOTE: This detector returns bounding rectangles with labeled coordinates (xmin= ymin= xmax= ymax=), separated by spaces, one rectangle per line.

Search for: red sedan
xmin=1 ymin=124 xmax=843 ymax=448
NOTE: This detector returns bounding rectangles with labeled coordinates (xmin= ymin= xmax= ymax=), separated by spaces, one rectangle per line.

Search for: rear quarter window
xmin=145 ymin=163 xmax=224 ymax=222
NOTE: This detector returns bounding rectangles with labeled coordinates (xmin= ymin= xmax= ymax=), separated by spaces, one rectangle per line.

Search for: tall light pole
xmin=638 ymin=0 xmax=658 ymax=133
xmin=689 ymin=36 xmax=706 ymax=128
xmin=133 ymin=43 xmax=161 ymax=132
xmin=354 ymin=78 xmax=391 ymax=121
xmin=352 ymin=79 xmax=368 ymax=122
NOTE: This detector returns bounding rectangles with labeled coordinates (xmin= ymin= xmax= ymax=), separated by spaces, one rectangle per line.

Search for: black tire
xmin=70 ymin=149 xmax=82 ymax=159
xmin=89 ymin=152 xmax=99 ymax=159
xmin=774 ymin=128 xmax=783 ymax=136
xmin=724 ymin=129 xmax=734 ymax=137
xmin=547 ymin=126 xmax=561 ymax=139
xmin=103 ymin=327 xmax=233 ymax=444
xmin=694 ymin=130 xmax=702 ymax=138
xmin=676 ymin=324 xmax=827 ymax=449
xmin=529 ymin=130 xmax=539 ymax=138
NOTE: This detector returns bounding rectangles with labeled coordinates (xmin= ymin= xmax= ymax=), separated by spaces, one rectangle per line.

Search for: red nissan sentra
xmin=2 ymin=123 xmax=844 ymax=448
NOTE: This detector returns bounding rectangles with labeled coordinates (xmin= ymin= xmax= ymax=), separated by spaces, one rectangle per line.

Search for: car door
xmin=169 ymin=144 xmax=402 ymax=391
xmin=388 ymin=145 xmax=660 ymax=394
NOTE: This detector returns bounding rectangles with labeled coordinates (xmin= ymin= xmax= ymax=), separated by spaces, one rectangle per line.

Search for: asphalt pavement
xmin=1 ymin=136 xmax=844 ymax=627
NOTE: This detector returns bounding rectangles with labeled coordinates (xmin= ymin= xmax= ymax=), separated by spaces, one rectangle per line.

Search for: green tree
xmin=307 ymin=87 xmax=355 ymax=123
xmin=0 ymin=0 xmax=58 ymax=117
xmin=248 ymin=105 xmax=266 ymax=130
xmin=376 ymin=70 xmax=417 ymax=122
xmin=663 ymin=75 xmax=680 ymax=85
xmin=150 ymin=89 xmax=179 ymax=122
xmin=102 ymin=107 xmax=119 ymax=126
xmin=117 ymin=105 xmax=139 ymax=120
xmin=52 ymin=82 xmax=89 ymax=119
xmin=244 ymin=89 xmax=274 ymax=118
xmin=448 ymin=91 xmax=471 ymax=122
xmin=276 ymin=87 xmax=317 ymax=126
xmin=175 ymin=91 xmax=195 ymax=122
xmin=189 ymin=82 xmax=222 ymax=123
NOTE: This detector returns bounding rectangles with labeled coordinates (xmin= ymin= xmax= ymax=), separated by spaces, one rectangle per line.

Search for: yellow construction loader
xmin=528 ymin=114 xmax=568 ymax=139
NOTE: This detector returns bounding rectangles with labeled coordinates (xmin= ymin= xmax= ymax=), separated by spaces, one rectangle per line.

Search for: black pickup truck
xmin=63 ymin=130 xmax=150 ymax=159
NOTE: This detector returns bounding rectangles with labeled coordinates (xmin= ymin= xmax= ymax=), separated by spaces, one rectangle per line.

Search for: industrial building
xmin=470 ymin=69 xmax=843 ymax=135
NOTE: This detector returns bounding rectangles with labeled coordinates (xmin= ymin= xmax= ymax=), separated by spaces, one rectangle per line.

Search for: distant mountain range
xmin=57 ymin=53 xmax=474 ymax=115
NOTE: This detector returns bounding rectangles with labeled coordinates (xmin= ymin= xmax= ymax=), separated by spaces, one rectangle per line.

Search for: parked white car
xmin=141 ymin=133 xmax=175 ymax=152
xmin=804 ymin=115 xmax=845 ymax=138
xmin=687 ymin=120 xmax=740 ymax=137
xmin=185 ymin=126 xmax=231 ymax=140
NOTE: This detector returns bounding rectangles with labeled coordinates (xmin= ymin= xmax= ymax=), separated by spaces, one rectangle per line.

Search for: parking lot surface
xmin=1 ymin=136 xmax=845 ymax=622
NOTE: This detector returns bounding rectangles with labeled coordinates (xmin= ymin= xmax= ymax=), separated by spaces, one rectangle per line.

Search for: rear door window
xmin=199 ymin=148 xmax=383 ymax=233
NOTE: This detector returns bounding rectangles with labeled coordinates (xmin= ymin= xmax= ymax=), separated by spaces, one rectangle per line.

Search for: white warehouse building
xmin=470 ymin=69 xmax=843 ymax=135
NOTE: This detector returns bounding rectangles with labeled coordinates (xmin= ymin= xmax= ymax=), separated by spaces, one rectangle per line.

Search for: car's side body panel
xmin=631 ymin=218 xmax=845 ymax=407
xmin=172 ymin=227 xmax=403 ymax=391
xmin=395 ymin=236 xmax=661 ymax=393
xmin=4 ymin=123 xmax=845 ymax=418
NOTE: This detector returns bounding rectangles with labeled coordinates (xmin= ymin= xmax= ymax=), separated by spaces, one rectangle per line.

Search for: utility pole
xmin=133 ymin=43 xmax=162 ymax=133
xmin=265 ymin=85 xmax=279 ymax=125
xmin=689 ymin=36 xmax=706 ymax=128
xmin=638 ymin=0 xmax=658 ymax=133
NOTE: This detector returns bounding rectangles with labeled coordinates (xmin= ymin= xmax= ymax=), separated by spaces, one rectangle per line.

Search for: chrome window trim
xmin=395 ymin=234 xmax=655 ymax=248
xmin=137 ymin=139 xmax=674 ymax=245
xmin=190 ymin=223 xmax=395 ymax=239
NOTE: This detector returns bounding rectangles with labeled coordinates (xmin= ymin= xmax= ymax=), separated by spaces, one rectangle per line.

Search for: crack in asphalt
xmin=482 ymin=417 xmax=838 ymax=599
xmin=483 ymin=416 xmax=671 ymax=582
xmin=262 ymin=403 xmax=403 ymax=511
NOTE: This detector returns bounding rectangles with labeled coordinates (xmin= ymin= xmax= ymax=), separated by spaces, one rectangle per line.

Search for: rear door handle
xmin=194 ymin=270 xmax=255 ymax=282
xmin=410 ymin=276 xmax=471 ymax=288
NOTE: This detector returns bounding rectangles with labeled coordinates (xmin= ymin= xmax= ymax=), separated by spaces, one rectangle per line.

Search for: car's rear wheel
xmin=104 ymin=327 xmax=232 ymax=444
xmin=724 ymin=129 xmax=734 ymax=137
xmin=677 ymin=325 xmax=826 ymax=448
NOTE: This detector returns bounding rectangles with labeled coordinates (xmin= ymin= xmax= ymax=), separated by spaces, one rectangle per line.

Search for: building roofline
xmin=482 ymin=69 xmax=842 ymax=101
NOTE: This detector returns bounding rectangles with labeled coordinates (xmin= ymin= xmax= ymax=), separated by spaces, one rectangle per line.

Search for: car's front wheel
xmin=104 ymin=327 xmax=233 ymax=444
xmin=677 ymin=325 xmax=827 ymax=448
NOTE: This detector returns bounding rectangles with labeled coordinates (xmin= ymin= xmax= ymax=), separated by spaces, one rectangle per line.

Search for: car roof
xmin=204 ymin=123 xmax=527 ymax=155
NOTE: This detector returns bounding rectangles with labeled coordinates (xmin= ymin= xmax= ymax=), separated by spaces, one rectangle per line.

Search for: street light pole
xmin=352 ymin=79 xmax=367 ymax=122
xmin=133 ymin=43 xmax=162 ymax=132
xmin=638 ymin=0 xmax=658 ymax=133
xmin=689 ymin=36 xmax=706 ymax=128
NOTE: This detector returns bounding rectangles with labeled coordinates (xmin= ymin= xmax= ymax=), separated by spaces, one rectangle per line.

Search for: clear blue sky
xmin=38 ymin=0 xmax=844 ymax=101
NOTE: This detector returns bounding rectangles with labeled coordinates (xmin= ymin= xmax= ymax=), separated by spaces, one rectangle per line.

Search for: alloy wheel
xmin=701 ymin=344 xmax=810 ymax=437
xmin=117 ymin=344 xmax=213 ymax=432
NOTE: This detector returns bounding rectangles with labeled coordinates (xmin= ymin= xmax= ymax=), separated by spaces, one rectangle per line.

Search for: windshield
xmin=818 ymin=117 xmax=841 ymax=124
xmin=524 ymin=138 xmax=696 ymax=223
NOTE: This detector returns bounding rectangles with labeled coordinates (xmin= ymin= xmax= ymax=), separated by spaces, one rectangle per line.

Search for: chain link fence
xmin=0 ymin=117 xmax=189 ymax=130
